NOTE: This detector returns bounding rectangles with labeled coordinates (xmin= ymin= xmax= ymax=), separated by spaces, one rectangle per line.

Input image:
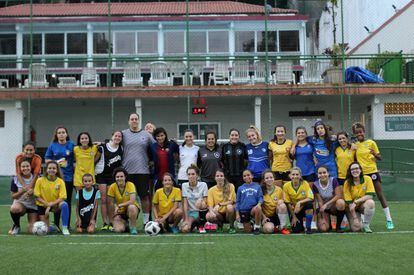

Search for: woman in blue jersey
xmin=44 ymin=126 xmax=75 ymax=227
xmin=291 ymin=127 xmax=316 ymax=184
xmin=245 ymin=126 xmax=270 ymax=183
xmin=307 ymin=121 xmax=338 ymax=179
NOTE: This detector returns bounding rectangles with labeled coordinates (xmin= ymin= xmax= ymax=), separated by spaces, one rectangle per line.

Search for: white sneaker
xmin=8 ymin=225 xmax=20 ymax=235
xmin=62 ymin=227 xmax=70 ymax=236
xmin=311 ymin=221 xmax=317 ymax=230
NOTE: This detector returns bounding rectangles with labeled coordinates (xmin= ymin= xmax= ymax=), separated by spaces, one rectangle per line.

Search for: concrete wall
xmin=0 ymin=101 xmax=24 ymax=175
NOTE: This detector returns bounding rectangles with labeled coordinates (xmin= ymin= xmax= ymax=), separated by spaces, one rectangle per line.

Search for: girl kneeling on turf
xmin=261 ymin=170 xmax=289 ymax=235
xmin=108 ymin=167 xmax=140 ymax=235
xmin=9 ymin=159 xmax=38 ymax=235
xmin=344 ymin=162 xmax=376 ymax=233
xmin=181 ymin=165 xmax=209 ymax=234
xmin=283 ymin=167 xmax=314 ymax=234
xmin=152 ymin=173 xmax=183 ymax=234
xmin=206 ymin=169 xmax=236 ymax=234
xmin=313 ymin=166 xmax=346 ymax=233
xmin=34 ymin=161 xmax=70 ymax=235
xmin=235 ymin=170 xmax=263 ymax=235
xmin=75 ymin=174 xmax=100 ymax=234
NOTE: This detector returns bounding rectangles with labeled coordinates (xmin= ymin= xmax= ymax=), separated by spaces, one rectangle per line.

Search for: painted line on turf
xmin=52 ymin=242 xmax=215 ymax=245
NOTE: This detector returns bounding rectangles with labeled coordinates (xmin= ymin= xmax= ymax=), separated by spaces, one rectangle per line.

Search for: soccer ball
xmin=32 ymin=221 xmax=48 ymax=236
xmin=144 ymin=221 xmax=161 ymax=236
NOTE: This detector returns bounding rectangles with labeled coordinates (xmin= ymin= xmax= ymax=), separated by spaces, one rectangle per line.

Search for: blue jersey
xmin=45 ymin=141 xmax=75 ymax=182
xmin=246 ymin=141 xmax=270 ymax=179
xmin=236 ymin=182 xmax=263 ymax=212
xmin=307 ymin=136 xmax=338 ymax=178
xmin=295 ymin=143 xmax=315 ymax=176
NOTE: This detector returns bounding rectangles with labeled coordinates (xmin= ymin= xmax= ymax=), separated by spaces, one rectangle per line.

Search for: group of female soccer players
xmin=8 ymin=115 xmax=394 ymax=236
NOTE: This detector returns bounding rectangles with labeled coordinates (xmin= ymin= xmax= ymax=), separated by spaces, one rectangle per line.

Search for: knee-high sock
xmin=305 ymin=214 xmax=313 ymax=230
xmin=336 ymin=211 xmax=345 ymax=229
xmin=199 ymin=210 xmax=207 ymax=224
xmin=61 ymin=202 xmax=69 ymax=228
xmin=363 ymin=207 xmax=375 ymax=225
xmin=278 ymin=213 xmax=288 ymax=228
xmin=10 ymin=212 xmax=21 ymax=227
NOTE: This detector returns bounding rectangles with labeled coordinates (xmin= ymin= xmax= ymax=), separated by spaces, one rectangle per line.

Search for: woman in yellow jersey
xmin=152 ymin=173 xmax=183 ymax=234
xmin=313 ymin=166 xmax=346 ymax=233
xmin=283 ymin=167 xmax=314 ymax=234
xmin=34 ymin=161 xmax=70 ymax=235
xmin=73 ymin=132 xmax=98 ymax=191
xmin=261 ymin=170 xmax=289 ymax=235
xmin=206 ymin=169 xmax=236 ymax=234
xmin=268 ymin=125 xmax=293 ymax=187
xmin=344 ymin=162 xmax=376 ymax=233
xmin=335 ymin=132 xmax=356 ymax=185
xmin=352 ymin=122 xmax=393 ymax=229
xmin=108 ymin=167 xmax=140 ymax=235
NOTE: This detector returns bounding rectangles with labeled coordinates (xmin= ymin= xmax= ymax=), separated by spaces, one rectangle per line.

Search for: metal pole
xmin=107 ymin=0 xmax=112 ymax=88
xmin=340 ymin=0 xmax=345 ymax=129
xmin=265 ymin=0 xmax=272 ymax=138
xmin=186 ymin=0 xmax=191 ymax=128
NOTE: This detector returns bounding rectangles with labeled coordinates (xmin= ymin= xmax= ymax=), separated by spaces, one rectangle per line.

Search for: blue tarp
xmin=345 ymin=66 xmax=385 ymax=83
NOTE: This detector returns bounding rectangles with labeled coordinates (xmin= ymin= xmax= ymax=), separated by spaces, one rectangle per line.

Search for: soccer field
xmin=1 ymin=202 xmax=414 ymax=274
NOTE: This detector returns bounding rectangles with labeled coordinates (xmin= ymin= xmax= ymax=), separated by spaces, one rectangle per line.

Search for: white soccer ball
xmin=144 ymin=221 xmax=161 ymax=236
xmin=32 ymin=221 xmax=48 ymax=236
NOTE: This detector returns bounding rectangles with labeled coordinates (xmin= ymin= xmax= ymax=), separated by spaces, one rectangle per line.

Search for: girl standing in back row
xmin=268 ymin=125 xmax=293 ymax=187
xmin=177 ymin=129 xmax=199 ymax=188
xmin=245 ymin=126 xmax=270 ymax=183
xmin=73 ymin=132 xmax=98 ymax=191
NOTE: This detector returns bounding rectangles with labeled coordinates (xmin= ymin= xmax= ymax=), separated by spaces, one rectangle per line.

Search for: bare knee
xmin=226 ymin=204 xmax=235 ymax=214
xmin=174 ymin=208 xmax=183 ymax=218
xmin=10 ymin=203 xmax=23 ymax=214
xmin=364 ymin=199 xmax=375 ymax=210
xmin=206 ymin=212 xmax=216 ymax=223
xmin=277 ymin=203 xmax=287 ymax=214
xmin=336 ymin=199 xmax=346 ymax=211
xmin=195 ymin=199 xmax=207 ymax=210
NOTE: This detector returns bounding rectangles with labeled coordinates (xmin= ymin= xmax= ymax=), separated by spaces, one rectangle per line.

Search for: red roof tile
xmin=0 ymin=1 xmax=297 ymax=17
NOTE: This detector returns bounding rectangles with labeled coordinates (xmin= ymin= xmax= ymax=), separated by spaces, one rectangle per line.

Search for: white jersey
xmin=177 ymin=144 xmax=200 ymax=180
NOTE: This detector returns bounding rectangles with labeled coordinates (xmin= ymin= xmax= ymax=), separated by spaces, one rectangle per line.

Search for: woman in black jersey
xmin=221 ymin=129 xmax=247 ymax=192
xmin=197 ymin=132 xmax=223 ymax=189
xmin=95 ymin=131 xmax=123 ymax=231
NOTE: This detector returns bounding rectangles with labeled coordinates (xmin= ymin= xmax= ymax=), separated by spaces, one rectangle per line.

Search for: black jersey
xmin=97 ymin=143 xmax=123 ymax=180
xmin=78 ymin=188 xmax=99 ymax=228
xmin=221 ymin=142 xmax=247 ymax=178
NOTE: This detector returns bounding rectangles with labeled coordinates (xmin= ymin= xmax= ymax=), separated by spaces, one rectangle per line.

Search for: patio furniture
xmin=122 ymin=62 xmax=143 ymax=87
xmin=275 ymin=61 xmax=296 ymax=84
xmin=57 ymin=77 xmax=78 ymax=88
xmin=231 ymin=60 xmax=252 ymax=85
xmin=148 ymin=61 xmax=171 ymax=86
xmin=24 ymin=63 xmax=49 ymax=88
xmin=252 ymin=60 xmax=274 ymax=84
xmin=169 ymin=62 xmax=187 ymax=85
xmin=80 ymin=67 xmax=100 ymax=87
xmin=208 ymin=62 xmax=231 ymax=85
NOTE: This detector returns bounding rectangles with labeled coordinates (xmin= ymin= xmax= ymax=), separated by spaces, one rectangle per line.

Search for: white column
xmin=158 ymin=23 xmax=164 ymax=58
xmin=15 ymin=25 xmax=23 ymax=80
xmin=229 ymin=21 xmax=235 ymax=56
xmin=135 ymin=98 xmax=143 ymax=126
xmin=254 ymin=97 xmax=262 ymax=132
xmin=87 ymin=23 xmax=93 ymax=68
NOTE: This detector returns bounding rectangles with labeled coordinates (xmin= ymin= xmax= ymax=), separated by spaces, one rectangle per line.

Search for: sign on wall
xmin=385 ymin=116 xmax=414 ymax=132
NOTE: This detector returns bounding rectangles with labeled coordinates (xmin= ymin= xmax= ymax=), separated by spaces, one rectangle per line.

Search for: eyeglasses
xmin=350 ymin=167 xmax=360 ymax=171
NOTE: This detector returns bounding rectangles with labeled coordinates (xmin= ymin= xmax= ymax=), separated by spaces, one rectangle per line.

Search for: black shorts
xmin=240 ymin=211 xmax=252 ymax=223
xmin=128 ymin=174 xmax=150 ymax=198
xmin=337 ymin=178 xmax=346 ymax=186
xmin=302 ymin=174 xmax=317 ymax=183
xmin=366 ymin=173 xmax=381 ymax=185
xmin=292 ymin=201 xmax=313 ymax=220
xmin=25 ymin=208 xmax=38 ymax=214
xmin=274 ymin=171 xmax=290 ymax=181
xmin=252 ymin=176 xmax=262 ymax=184
xmin=95 ymin=174 xmax=113 ymax=185
xmin=37 ymin=206 xmax=60 ymax=216
xmin=264 ymin=214 xmax=280 ymax=226
xmin=227 ymin=175 xmax=244 ymax=192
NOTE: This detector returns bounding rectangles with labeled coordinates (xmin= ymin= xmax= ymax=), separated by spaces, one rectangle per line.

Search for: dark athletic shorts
xmin=128 ymin=174 xmax=150 ymax=198
xmin=240 ymin=211 xmax=252 ymax=223
xmin=302 ymin=174 xmax=317 ymax=183
xmin=366 ymin=172 xmax=381 ymax=185
xmin=274 ymin=171 xmax=290 ymax=181
xmin=37 ymin=205 xmax=60 ymax=216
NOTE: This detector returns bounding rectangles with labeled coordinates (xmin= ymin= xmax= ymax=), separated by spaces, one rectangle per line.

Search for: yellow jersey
xmin=34 ymin=176 xmax=67 ymax=207
xmin=153 ymin=187 xmax=182 ymax=217
xmin=269 ymin=139 xmax=293 ymax=172
xmin=355 ymin=139 xmax=380 ymax=174
xmin=343 ymin=175 xmax=376 ymax=203
xmin=107 ymin=181 xmax=140 ymax=214
xmin=207 ymin=184 xmax=236 ymax=214
xmin=73 ymin=145 xmax=98 ymax=187
xmin=262 ymin=186 xmax=284 ymax=217
xmin=335 ymin=146 xmax=356 ymax=179
xmin=283 ymin=180 xmax=314 ymax=207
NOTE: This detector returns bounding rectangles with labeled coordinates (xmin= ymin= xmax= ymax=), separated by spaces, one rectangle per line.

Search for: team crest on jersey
xmin=301 ymin=191 xmax=306 ymax=196
xmin=247 ymin=149 xmax=253 ymax=155
xmin=90 ymin=152 xmax=94 ymax=156
xmin=66 ymin=150 xmax=70 ymax=156
xmin=225 ymin=150 xmax=231 ymax=155
xmin=363 ymin=186 xmax=366 ymax=191
xmin=371 ymin=174 xmax=377 ymax=180
xmin=262 ymin=148 xmax=266 ymax=152
xmin=202 ymin=153 xmax=208 ymax=158
xmin=55 ymin=185 xmax=60 ymax=190
xmin=236 ymin=149 xmax=243 ymax=155
xmin=214 ymin=152 xmax=220 ymax=158
xmin=125 ymin=191 xmax=129 ymax=196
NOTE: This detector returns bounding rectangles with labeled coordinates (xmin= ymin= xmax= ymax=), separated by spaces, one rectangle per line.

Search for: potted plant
xmin=323 ymin=44 xmax=348 ymax=83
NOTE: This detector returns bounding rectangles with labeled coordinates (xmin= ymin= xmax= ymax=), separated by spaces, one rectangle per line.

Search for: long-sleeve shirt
xmin=236 ymin=182 xmax=263 ymax=212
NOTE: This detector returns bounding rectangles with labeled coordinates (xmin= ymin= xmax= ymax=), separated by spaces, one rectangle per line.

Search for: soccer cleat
xmin=311 ymin=221 xmax=317 ymax=230
xmin=209 ymin=223 xmax=218 ymax=231
xmin=62 ymin=227 xmax=70 ymax=236
xmin=198 ymin=225 xmax=206 ymax=234
xmin=386 ymin=220 xmax=394 ymax=230
xmin=170 ymin=226 xmax=179 ymax=234
xmin=204 ymin=222 xmax=212 ymax=231
xmin=8 ymin=225 xmax=20 ymax=235
xmin=108 ymin=224 xmax=114 ymax=232
xmin=280 ymin=228 xmax=291 ymax=235
xmin=228 ymin=228 xmax=236 ymax=234
xmin=306 ymin=228 xmax=313 ymax=235
xmin=362 ymin=224 xmax=373 ymax=233
xmin=130 ymin=227 xmax=138 ymax=235
xmin=253 ymin=226 xmax=260 ymax=235
xmin=331 ymin=222 xmax=337 ymax=231
xmin=100 ymin=224 xmax=109 ymax=231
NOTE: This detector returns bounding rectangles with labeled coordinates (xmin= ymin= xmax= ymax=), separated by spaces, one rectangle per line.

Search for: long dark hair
xmin=153 ymin=127 xmax=169 ymax=148
xmin=77 ymin=132 xmax=93 ymax=147
xmin=337 ymin=131 xmax=351 ymax=149
xmin=53 ymin=126 xmax=70 ymax=143
xmin=44 ymin=160 xmax=63 ymax=179
xmin=182 ymin=129 xmax=195 ymax=146
xmin=313 ymin=121 xmax=333 ymax=152
xmin=260 ymin=169 xmax=275 ymax=193
xmin=271 ymin=125 xmax=287 ymax=143
xmin=345 ymin=161 xmax=364 ymax=184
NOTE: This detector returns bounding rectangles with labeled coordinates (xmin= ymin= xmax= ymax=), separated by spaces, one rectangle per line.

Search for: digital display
xmin=192 ymin=107 xmax=206 ymax=115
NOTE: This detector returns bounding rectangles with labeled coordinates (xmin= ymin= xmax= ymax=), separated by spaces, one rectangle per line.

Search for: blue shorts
xmin=188 ymin=211 xmax=199 ymax=220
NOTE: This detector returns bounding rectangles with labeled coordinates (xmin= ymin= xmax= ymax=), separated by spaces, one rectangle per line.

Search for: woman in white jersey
xmin=177 ymin=129 xmax=199 ymax=188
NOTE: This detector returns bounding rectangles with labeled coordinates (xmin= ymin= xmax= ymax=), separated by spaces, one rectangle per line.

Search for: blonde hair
xmin=245 ymin=125 xmax=262 ymax=142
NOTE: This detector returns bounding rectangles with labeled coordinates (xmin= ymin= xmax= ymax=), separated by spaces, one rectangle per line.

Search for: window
xmin=164 ymin=32 xmax=184 ymax=54
xmin=67 ymin=33 xmax=87 ymax=54
xmin=279 ymin=30 xmax=300 ymax=52
xmin=208 ymin=31 xmax=228 ymax=53
xmin=23 ymin=34 xmax=42 ymax=55
xmin=0 ymin=110 xmax=4 ymax=128
xmin=115 ymin=32 xmax=135 ymax=54
xmin=45 ymin=34 xmax=64 ymax=54
xmin=188 ymin=32 xmax=206 ymax=53
xmin=0 ymin=34 xmax=16 ymax=55
xmin=257 ymin=31 xmax=277 ymax=52
xmin=93 ymin=33 xmax=110 ymax=54
xmin=178 ymin=123 xmax=220 ymax=140
xmin=137 ymin=32 xmax=158 ymax=54
xmin=235 ymin=31 xmax=254 ymax=53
